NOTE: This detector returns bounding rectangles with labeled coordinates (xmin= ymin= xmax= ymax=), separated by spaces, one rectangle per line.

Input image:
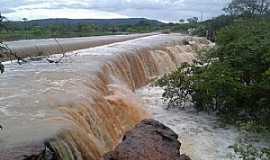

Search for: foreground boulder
xmin=102 ymin=119 xmax=191 ymax=160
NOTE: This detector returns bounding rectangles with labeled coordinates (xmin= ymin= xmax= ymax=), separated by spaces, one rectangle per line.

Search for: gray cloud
xmin=0 ymin=0 xmax=229 ymax=21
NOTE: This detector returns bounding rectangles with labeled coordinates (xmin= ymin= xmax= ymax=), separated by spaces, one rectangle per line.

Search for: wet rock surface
xmin=102 ymin=119 xmax=190 ymax=160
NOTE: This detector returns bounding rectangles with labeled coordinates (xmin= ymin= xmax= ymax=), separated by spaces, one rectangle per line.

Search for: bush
xmin=156 ymin=19 xmax=270 ymax=128
xmin=231 ymin=144 xmax=270 ymax=160
xmin=155 ymin=62 xmax=193 ymax=108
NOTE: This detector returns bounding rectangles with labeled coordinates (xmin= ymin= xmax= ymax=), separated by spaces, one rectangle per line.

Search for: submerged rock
xmin=102 ymin=119 xmax=190 ymax=160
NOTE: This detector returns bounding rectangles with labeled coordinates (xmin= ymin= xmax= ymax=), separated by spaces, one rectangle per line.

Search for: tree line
xmin=0 ymin=19 xmax=162 ymax=41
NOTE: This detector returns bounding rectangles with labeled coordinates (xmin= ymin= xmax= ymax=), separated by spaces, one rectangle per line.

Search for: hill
xmin=10 ymin=18 xmax=164 ymax=27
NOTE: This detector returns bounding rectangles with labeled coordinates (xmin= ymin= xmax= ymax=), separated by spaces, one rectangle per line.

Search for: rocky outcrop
xmin=102 ymin=119 xmax=191 ymax=160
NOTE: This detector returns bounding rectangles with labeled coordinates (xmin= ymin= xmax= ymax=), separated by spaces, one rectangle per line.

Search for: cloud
xmin=0 ymin=0 xmax=229 ymax=21
xmin=5 ymin=8 xmax=128 ymax=20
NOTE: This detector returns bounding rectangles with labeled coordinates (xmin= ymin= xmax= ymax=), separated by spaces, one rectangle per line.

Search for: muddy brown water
xmin=0 ymin=34 xmax=209 ymax=160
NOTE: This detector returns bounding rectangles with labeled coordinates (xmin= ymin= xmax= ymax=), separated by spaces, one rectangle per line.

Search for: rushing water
xmin=136 ymin=86 xmax=270 ymax=160
xmin=2 ymin=33 xmax=268 ymax=160
xmin=0 ymin=34 xmax=210 ymax=160
xmin=136 ymin=86 xmax=238 ymax=160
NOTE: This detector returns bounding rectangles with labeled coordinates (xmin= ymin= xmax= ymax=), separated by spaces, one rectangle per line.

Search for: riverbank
xmin=136 ymin=86 xmax=270 ymax=160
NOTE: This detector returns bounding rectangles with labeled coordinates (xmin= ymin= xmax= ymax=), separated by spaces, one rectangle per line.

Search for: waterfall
xmin=0 ymin=34 xmax=209 ymax=160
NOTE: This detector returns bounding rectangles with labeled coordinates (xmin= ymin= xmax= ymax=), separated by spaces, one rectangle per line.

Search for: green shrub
xmin=231 ymin=144 xmax=270 ymax=160
xmin=156 ymin=19 xmax=270 ymax=128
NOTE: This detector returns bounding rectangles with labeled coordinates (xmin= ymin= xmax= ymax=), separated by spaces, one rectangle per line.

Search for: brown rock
xmin=102 ymin=119 xmax=191 ymax=160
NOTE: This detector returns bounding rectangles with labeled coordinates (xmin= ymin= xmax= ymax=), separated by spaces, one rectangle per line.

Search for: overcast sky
xmin=1 ymin=0 xmax=230 ymax=22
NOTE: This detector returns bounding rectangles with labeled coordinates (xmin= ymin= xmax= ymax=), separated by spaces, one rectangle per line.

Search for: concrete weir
xmin=0 ymin=34 xmax=210 ymax=160
xmin=0 ymin=33 xmax=155 ymax=61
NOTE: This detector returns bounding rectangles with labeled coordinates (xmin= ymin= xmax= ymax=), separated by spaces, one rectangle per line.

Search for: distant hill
xmin=11 ymin=18 xmax=164 ymax=27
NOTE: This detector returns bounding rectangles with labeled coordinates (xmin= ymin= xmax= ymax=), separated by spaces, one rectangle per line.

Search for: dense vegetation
xmin=231 ymin=144 xmax=270 ymax=160
xmin=0 ymin=18 xmax=163 ymax=41
xmin=0 ymin=12 xmax=231 ymax=42
xmin=156 ymin=0 xmax=270 ymax=129
xmin=157 ymin=19 xmax=270 ymax=126
xmin=155 ymin=1 xmax=270 ymax=158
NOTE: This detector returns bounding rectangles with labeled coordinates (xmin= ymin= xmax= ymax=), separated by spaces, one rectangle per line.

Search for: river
xmin=2 ymin=34 xmax=264 ymax=160
xmin=136 ymin=86 xmax=270 ymax=160
xmin=0 ymin=34 xmax=209 ymax=159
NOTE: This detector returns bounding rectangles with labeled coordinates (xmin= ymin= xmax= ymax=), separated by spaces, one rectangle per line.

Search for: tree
xmin=179 ymin=19 xmax=185 ymax=23
xmin=22 ymin=18 xmax=28 ymax=22
xmin=187 ymin=17 xmax=199 ymax=24
xmin=76 ymin=24 xmax=96 ymax=33
xmin=0 ymin=12 xmax=7 ymax=31
xmin=157 ymin=19 xmax=270 ymax=128
xmin=31 ymin=26 xmax=43 ymax=37
xmin=22 ymin=18 xmax=28 ymax=39
xmin=224 ymin=0 xmax=270 ymax=16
